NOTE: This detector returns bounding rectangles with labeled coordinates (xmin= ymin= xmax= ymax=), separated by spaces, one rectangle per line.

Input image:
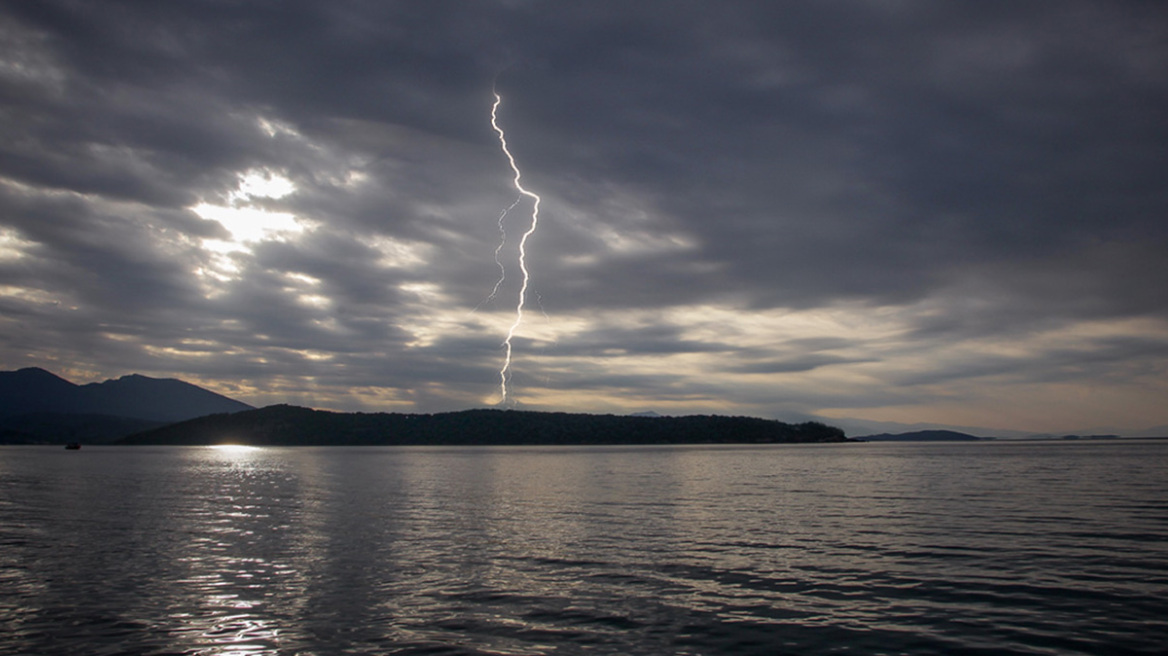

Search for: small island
xmin=117 ymin=404 xmax=849 ymax=446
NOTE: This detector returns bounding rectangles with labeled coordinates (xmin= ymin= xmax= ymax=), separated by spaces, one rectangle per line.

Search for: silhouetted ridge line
xmin=0 ymin=367 xmax=253 ymax=422
xmin=0 ymin=367 xmax=254 ymax=443
xmin=118 ymin=405 xmax=848 ymax=446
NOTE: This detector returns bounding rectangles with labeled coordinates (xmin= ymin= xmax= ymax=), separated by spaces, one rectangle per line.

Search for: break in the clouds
xmin=2 ymin=0 xmax=1167 ymax=434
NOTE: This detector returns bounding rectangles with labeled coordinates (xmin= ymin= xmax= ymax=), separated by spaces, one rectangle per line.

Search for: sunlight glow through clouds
xmin=0 ymin=226 xmax=33 ymax=259
xmin=191 ymin=169 xmax=306 ymax=254
xmin=369 ymin=235 xmax=430 ymax=268
xmin=0 ymin=227 xmax=72 ymax=305
xmin=0 ymin=285 xmax=65 ymax=305
xmin=190 ymin=168 xmax=314 ymax=287
xmin=194 ymin=203 xmax=301 ymax=250
xmin=143 ymin=344 xmax=218 ymax=360
xmin=395 ymin=284 xmax=473 ymax=349
xmin=666 ymin=303 xmax=904 ymax=348
xmin=256 ymin=116 xmax=301 ymax=139
xmin=280 ymin=272 xmax=333 ymax=310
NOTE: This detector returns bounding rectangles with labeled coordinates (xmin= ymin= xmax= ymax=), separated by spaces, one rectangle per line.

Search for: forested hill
xmin=118 ymin=405 xmax=848 ymax=446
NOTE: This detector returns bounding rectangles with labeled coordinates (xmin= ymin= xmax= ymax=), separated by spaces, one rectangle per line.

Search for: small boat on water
xmin=64 ymin=443 xmax=81 ymax=450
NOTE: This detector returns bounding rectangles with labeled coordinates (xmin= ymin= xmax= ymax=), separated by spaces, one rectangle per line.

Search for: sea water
xmin=1 ymin=440 xmax=1165 ymax=655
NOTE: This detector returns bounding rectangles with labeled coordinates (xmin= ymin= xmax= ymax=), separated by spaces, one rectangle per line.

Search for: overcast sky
xmin=2 ymin=1 xmax=1167 ymax=434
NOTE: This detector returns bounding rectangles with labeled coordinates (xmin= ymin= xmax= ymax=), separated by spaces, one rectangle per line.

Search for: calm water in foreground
xmin=1 ymin=440 xmax=1165 ymax=655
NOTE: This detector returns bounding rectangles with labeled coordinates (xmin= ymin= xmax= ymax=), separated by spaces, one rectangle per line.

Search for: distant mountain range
xmin=0 ymin=367 xmax=253 ymax=443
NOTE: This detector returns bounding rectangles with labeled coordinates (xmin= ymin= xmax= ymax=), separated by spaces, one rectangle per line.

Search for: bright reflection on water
xmin=208 ymin=444 xmax=263 ymax=453
xmin=1 ymin=441 xmax=1166 ymax=655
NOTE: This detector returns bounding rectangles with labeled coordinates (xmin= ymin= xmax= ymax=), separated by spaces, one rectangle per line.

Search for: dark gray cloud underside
xmin=2 ymin=0 xmax=1166 ymax=426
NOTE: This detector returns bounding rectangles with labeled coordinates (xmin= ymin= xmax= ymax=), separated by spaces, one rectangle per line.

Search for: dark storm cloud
xmin=2 ymin=0 xmax=1167 ymax=426
xmin=233 ymin=1 xmax=1140 ymax=333
xmin=531 ymin=323 xmax=731 ymax=358
xmin=0 ymin=182 xmax=205 ymax=315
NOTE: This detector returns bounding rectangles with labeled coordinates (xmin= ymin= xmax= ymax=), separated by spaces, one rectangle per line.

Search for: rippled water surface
xmin=2 ymin=440 xmax=1166 ymax=655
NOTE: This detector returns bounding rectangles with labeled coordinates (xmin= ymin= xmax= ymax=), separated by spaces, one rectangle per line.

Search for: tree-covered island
xmin=117 ymin=405 xmax=848 ymax=446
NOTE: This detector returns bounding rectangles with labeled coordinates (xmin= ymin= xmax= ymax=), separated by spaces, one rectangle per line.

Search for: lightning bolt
xmin=491 ymin=91 xmax=542 ymax=404
xmin=483 ymin=196 xmax=521 ymax=307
